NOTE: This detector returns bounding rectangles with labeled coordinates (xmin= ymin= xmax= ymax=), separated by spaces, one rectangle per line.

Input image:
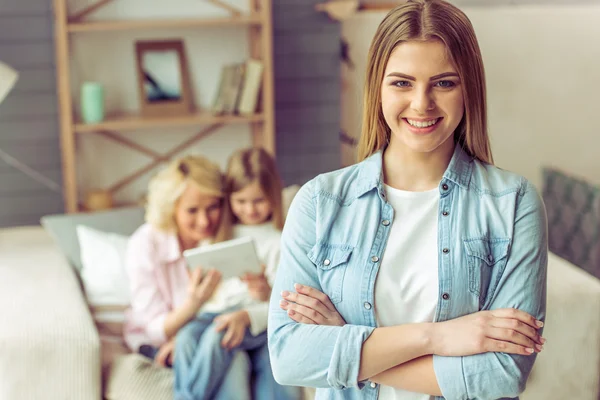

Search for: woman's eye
xmin=393 ymin=80 xmax=411 ymax=88
xmin=187 ymin=207 xmax=198 ymax=214
xmin=435 ymin=80 xmax=455 ymax=88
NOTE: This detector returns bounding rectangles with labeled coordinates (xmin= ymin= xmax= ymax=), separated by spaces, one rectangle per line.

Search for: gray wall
xmin=0 ymin=0 xmax=64 ymax=227
xmin=272 ymin=0 xmax=342 ymax=186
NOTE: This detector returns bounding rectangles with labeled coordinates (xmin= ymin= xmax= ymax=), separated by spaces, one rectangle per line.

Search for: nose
xmin=196 ymin=211 xmax=210 ymax=229
xmin=411 ymin=86 xmax=435 ymax=114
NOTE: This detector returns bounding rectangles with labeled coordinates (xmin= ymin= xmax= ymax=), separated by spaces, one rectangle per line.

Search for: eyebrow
xmin=386 ymin=72 xmax=459 ymax=81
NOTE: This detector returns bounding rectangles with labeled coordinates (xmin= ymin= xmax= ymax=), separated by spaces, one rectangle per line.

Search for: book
xmin=212 ymin=65 xmax=233 ymax=115
xmin=237 ymin=59 xmax=264 ymax=115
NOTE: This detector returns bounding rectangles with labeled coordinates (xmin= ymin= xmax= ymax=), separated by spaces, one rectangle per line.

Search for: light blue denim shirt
xmin=268 ymin=144 xmax=548 ymax=400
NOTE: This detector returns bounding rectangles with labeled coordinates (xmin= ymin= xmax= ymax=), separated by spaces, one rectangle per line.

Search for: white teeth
xmin=407 ymin=118 xmax=438 ymax=128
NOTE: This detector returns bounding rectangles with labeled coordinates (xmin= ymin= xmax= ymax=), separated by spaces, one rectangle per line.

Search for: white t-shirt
xmin=375 ymin=185 xmax=439 ymax=400
xmin=200 ymin=222 xmax=281 ymax=336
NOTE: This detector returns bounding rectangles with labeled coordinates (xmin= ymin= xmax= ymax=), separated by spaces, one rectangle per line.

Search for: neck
xmin=178 ymin=236 xmax=199 ymax=252
xmin=383 ymin=140 xmax=454 ymax=191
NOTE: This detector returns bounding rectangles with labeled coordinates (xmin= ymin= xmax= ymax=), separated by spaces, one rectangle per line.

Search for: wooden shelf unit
xmin=52 ymin=0 xmax=276 ymax=213
xmin=74 ymin=112 xmax=265 ymax=133
xmin=67 ymin=15 xmax=263 ymax=32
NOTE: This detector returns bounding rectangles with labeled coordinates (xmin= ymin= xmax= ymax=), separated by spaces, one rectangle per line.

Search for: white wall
xmin=68 ymin=0 xmax=253 ymax=204
xmin=341 ymin=4 xmax=600 ymax=189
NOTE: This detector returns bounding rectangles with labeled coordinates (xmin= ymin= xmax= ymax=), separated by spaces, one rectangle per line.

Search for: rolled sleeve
xmin=434 ymin=181 xmax=548 ymax=399
xmin=328 ymin=324 xmax=376 ymax=389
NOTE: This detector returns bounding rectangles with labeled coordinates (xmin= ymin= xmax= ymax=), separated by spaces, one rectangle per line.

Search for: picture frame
xmin=135 ymin=39 xmax=193 ymax=117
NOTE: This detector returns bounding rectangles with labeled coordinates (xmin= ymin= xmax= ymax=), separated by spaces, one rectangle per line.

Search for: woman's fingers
xmin=280 ymin=299 xmax=325 ymax=323
xmin=294 ymin=284 xmax=337 ymax=312
xmin=280 ymin=300 xmax=317 ymax=324
xmin=490 ymin=308 xmax=543 ymax=330
xmin=281 ymin=290 xmax=330 ymax=317
xmin=486 ymin=327 xmax=543 ymax=352
xmin=490 ymin=317 xmax=545 ymax=345
xmin=221 ymin=325 xmax=235 ymax=349
xmin=485 ymin=338 xmax=537 ymax=356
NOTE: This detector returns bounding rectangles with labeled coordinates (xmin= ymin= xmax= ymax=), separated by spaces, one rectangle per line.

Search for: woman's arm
xmin=433 ymin=181 xmax=548 ymax=400
xmin=127 ymin=231 xmax=221 ymax=344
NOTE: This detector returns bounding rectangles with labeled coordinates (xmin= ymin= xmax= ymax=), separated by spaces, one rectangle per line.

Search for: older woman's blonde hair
xmin=220 ymin=147 xmax=284 ymax=238
xmin=357 ymin=0 xmax=493 ymax=164
xmin=145 ymin=155 xmax=227 ymax=240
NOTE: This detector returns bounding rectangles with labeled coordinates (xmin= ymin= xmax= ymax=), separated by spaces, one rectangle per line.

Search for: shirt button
xmin=370 ymin=382 xmax=377 ymax=388
xmin=442 ymin=184 xmax=449 ymax=191
xmin=364 ymin=302 xmax=372 ymax=310
xmin=323 ymin=259 xmax=331 ymax=266
xmin=442 ymin=248 xmax=449 ymax=254
xmin=442 ymin=293 xmax=450 ymax=300
xmin=371 ymin=256 xmax=379 ymax=263
xmin=382 ymin=219 xmax=390 ymax=226
xmin=442 ymin=211 xmax=449 ymax=216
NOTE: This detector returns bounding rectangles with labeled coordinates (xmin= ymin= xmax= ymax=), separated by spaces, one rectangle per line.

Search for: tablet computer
xmin=182 ymin=236 xmax=262 ymax=280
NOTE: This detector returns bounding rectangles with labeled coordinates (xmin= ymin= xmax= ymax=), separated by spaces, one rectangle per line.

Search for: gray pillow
xmin=41 ymin=207 xmax=145 ymax=271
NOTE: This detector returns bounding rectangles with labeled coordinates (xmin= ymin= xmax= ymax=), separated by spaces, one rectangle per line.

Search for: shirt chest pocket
xmin=307 ymin=244 xmax=353 ymax=304
xmin=464 ymin=238 xmax=510 ymax=309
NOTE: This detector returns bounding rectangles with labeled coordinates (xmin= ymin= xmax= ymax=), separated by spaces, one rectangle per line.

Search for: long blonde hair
xmin=145 ymin=155 xmax=228 ymax=242
xmin=357 ymin=0 xmax=493 ymax=164
xmin=220 ymin=147 xmax=284 ymax=239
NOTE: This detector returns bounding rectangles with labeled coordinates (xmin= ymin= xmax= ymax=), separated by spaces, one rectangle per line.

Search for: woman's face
xmin=230 ymin=180 xmax=272 ymax=226
xmin=174 ymin=183 xmax=222 ymax=246
xmin=380 ymin=39 xmax=464 ymax=157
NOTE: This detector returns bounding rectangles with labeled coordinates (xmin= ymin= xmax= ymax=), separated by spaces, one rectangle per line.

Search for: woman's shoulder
xmin=301 ymin=158 xmax=377 ymax=203
xmin=470 ymin=160 xmax=537 ymax=197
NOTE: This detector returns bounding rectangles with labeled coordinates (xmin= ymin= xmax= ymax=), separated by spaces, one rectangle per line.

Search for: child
xmin=174 ymin=148 xmax=300 ymax=400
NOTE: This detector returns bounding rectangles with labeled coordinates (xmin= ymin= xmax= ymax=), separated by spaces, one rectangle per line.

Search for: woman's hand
xmin=214 ymin=310 xmax=251 ymax=350
xmin=241 ymin=265 xmax=271 ymax=302
xmin=155 ymin=338 xmax=175 ymax=367
xmin=432 ymin=308 xmax=546 ymax=357
xmin=187 ymin=268 xmax=222 ymax=308
xmin=279 ymin=283 xmax=346 ymax=326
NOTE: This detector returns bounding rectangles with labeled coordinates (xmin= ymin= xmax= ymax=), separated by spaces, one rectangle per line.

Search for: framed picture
xmin=135 ymin=39 xmax=193 ymax=117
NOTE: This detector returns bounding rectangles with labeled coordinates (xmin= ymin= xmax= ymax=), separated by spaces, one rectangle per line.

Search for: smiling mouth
xmin=404 ymin=118 xmax=441 ymax=128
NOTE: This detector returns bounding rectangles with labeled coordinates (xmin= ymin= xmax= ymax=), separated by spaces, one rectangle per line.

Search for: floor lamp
xmin=0 ymin=61 xmax=61 ymax=192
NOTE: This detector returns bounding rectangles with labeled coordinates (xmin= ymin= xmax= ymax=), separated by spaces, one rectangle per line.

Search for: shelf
xmin=74 ymin=111 xmax=264 ymax=133
xmin=67 ymin=15 xmax=262 ymax=32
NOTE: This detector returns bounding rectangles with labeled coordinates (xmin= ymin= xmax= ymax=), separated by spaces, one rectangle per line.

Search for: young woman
xmin=268 ymin=1 xmax=548 ymax=399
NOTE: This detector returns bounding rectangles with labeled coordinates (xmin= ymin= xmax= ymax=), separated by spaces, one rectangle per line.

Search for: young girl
xmin=269 ymin=1 xmax=547 ymax=399
xmin=174 ymin=147 xmax=300 ymax=400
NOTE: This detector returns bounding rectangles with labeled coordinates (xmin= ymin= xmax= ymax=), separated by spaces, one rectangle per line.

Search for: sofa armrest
xmin=0 ymin=228 xmax=101 ymax=400
xmin=522 ymin=253 xmax=600 ymax=400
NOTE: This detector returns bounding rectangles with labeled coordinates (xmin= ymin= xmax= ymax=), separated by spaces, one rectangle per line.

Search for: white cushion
xmin=76 ymin=225 xmax=131 ymax=307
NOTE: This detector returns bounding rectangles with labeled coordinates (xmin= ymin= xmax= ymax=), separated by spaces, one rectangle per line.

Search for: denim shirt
xmin=268 ymin=144 xmax=548 ymax=400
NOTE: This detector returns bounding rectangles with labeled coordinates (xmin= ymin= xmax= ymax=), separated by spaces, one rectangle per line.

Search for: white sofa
xmin=1 ymin=224 xmax=599 ymax=400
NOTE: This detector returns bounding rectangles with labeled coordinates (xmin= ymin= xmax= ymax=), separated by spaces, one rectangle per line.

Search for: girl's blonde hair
xmin=357 ymin=0 xmax=493 ymax=164
xmin=145 ymin=155 xmax=228 ymax=241
xmin=221 ymin=147 xmax=284 ymax=236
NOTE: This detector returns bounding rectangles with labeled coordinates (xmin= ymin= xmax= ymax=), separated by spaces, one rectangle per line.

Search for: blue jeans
xmin=174 ymin=312 xmax=300 ymax=400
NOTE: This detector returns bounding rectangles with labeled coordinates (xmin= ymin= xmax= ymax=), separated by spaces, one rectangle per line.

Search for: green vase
xmin=81 ymin=82 xmax=105 ymax=123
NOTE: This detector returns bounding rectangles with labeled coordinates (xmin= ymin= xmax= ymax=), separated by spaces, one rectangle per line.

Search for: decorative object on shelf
xmin=0 ymin=61 xmax=62 ymax=193
xmin=84 ymin=189 xmax=114 ymax=211
xmin=135 ymin=39 xmax=193 ymax=117
xmin=80 ymin=81 xmax=105 ymax=123
xmin=212 ymin=59 xmax=264 ymax=116
xmin=315 ymin=0 xmax=401 ymax=21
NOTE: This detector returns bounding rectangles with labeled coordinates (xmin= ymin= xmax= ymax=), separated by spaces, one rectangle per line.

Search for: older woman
xmin=123 ymin=155 xmax=251 ymax=400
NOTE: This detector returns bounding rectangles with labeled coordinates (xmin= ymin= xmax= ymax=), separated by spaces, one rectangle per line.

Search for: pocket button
xmin=323 ymin=259 xmax=331 ymax=266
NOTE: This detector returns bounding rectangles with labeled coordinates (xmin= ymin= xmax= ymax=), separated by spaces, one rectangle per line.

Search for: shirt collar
xmin=164 ymin=230 xmax=182 ymax=263
xmin=353 ymin=142 xmax=474 ymax=198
